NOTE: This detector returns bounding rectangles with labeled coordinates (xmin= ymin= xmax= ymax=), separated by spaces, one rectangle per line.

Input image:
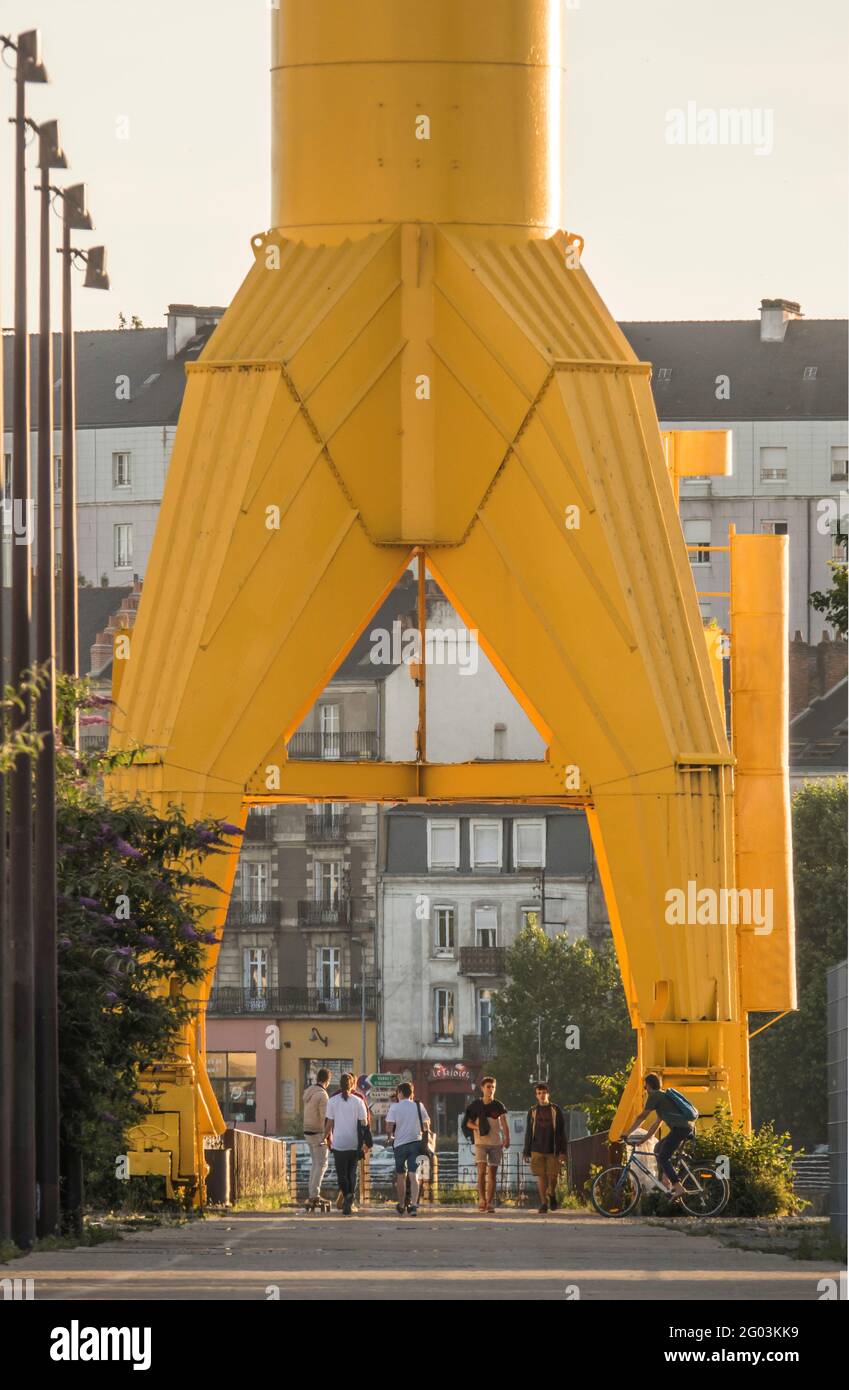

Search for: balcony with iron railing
xmin=459 ymin=946 xmax=507 ymax=977
xmin=207 ymin=986 xmax=377 ymax=1018
xmin=463 ymin=1033 xmax=498 ymax=1061
xmin=304 ymin=811 xmax=348 ymax=841
xmin=225 ymin=901 xmax=282 ymax=928
xmin=297 ymin=898 xmax=353 ymax=929
xmin=286 ymin=731 xmax=378 ymax=760
xmin=244 ymin=813 xmax=275 ymax=842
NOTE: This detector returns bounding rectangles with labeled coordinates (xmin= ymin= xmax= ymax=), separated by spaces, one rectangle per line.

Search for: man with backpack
xmin=622 ymin=1072 xmax=699 ymax=1197
xmin=522 ymin=1081 xmax=568 ymax=1213
xmin=385 ymin=1081 xmax=431 ymax=1217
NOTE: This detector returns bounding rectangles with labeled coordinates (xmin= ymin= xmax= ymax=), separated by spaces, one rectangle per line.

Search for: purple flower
xmin=179 ymin=922 xmax=200 ymax=941
xmin=100 ymin=823 xmax=116 ymax=839
xmin=58 ymin=937 xmax=72 ymax=949
xmin=139 ymin=935 xmax=158 ymax=947
xmin=104 ymin=991 xmax=118 ymax=1004
xmin=199 ymin=931 xmax=219 ymax=945
xmin=218 ymin=823 xmax=244 ymax=837
xmin=114 ymin=946 xmax=132 ymax=957
xmin=101 ymin=916 xmax=117 ymax=926
xmin=79 ymin=896 xmax=100 ymax=910
xmin=102 ymin=1111 xmax=119 ymax=1123
xmin=115 ymin=838 xmax=143 ymax=860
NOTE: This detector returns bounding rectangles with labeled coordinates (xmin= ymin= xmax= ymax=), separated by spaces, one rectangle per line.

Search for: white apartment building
xmin=622 ymin=300 xmax=848 ymax=640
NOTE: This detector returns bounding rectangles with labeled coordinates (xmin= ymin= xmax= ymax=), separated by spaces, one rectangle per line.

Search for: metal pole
xmin=59 ymin=220 xmax=78 ymax=692
xmin=10 ymin=39 xmax=36 ymax=1250
xmin=0 ymin=36 xmax=9 ymax=1248
xmin=416 ymin=550 xmax=426 ymax=762
xmin=34 ymin=126 xmax=60 ymax=1237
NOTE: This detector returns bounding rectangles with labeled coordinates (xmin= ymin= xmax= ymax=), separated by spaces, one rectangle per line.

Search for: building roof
xmin=0 ymin=582 xmax=131 ymax=679
xmin=4 ymin=312 xmax=845 ymax=436
xmin=789 ymin=677 xmax=848 ymax=774
xmin=620 ymin=318 xmax=848 ymax=421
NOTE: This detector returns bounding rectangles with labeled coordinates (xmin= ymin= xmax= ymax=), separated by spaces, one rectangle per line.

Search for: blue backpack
xmin=665 ymin=1088 xmax=699 ymax=1122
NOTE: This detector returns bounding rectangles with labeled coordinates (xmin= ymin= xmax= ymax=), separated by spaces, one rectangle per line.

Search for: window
xmin=474 ymin=906 xmax=498 ymax=949
xmin=683 ymin=519 xmax=711 ymax=566
xmin=113 ymin=451 xmax=132 ymax=487
xmin=303 ymin=1058 xmax=353 ymax=1091
xmin=243 ymin=947 xmax=268 ymax=1003
xmin=207 ymin=1051 xmax=256 ymax=1123
xmin=320 ymin=703 xmax=340 ymax=759
xmin=831 ymin=446 xmax=849 ymax=483
xmin=316 ymin=947 xmax=341 ymax=1006
xmin=832 ymin=530 xmax=848 ymax=564
xmin=245 ymin=862 xmax=268 ymax=906
xmin=470 ymin=819 xmax=502 ymax=870
xmin=521 ymin=906 xmax=541 ymax=931
xmin=802 ymin=366 xmax=818 ymax=381
xmin=478 ymin=989 xmax=494 ymax=1043
xmin=514 ymin=818 xmax=545 ymax=868
xmin=434 ymin=987 xmax=455 ymax=1041
xmin=54 ymin=456 xmax=62 ymax=490
xmin=315 ymin=860 xmax=342 ymax=905
xmin=760 ymin=446 xmax=787 ymax=482
xmin=761 ymin=520 xmax=788 ymax=536
xmin=433 ymin=905 xmax=455 ymax=956
xmin=656 ymin=367 xmax=673 ymax=383
xmin=114 ymin=523 xmax=133 ymax=569
xmin=428 ymin=819 xmax=459 ymax=870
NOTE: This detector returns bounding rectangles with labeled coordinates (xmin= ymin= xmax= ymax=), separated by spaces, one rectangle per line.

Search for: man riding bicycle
xmin=620 ymin=1072 xmax=695 ymax=1199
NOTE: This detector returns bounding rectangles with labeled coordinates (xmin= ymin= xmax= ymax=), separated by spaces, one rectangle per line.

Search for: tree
xmin=53 ymin=678 xmax=242 ymax=1200
xmin=492 ymin=927 xmax=634 ymax=1111
xmin=750 ymin=778 xmax=847 ymax=1148
xmin=810 ymin=562 xmax=847 ymax=636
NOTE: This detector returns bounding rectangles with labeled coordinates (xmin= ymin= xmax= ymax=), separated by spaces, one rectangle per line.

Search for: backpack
xmin=665 ymin=1088 xmax=699 ymax=1122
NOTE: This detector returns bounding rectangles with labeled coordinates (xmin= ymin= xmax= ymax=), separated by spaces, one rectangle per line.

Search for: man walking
xmin=302 ymin=1066 xmax=331 ymax=1211
xmin=386 ymin=1081 xmax=431 ymax=1216
xmin=464 ymin=1076 xmax=509 ymax=1213
xmin=522 ymin=1081 xmax=567 ymax=1213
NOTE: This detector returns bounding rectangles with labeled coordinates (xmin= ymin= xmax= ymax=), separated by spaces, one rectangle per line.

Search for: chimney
xmin=759 ymin=298 xmax=802 ymax=344
xmin=166 ymin=304 xmax=226 ymax=360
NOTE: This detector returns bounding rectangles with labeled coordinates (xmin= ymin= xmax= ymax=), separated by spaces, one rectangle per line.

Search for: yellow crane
xmin=109 ymin=0 xmax=795 ymax=1203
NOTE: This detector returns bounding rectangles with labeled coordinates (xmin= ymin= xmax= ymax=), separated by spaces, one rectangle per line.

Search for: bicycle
xmin=590 ymin=1137 xmax=730 ymax=1218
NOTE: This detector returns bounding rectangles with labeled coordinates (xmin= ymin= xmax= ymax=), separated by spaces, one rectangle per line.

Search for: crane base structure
xmin=107 ymin=0 xmax=795 ymax=1203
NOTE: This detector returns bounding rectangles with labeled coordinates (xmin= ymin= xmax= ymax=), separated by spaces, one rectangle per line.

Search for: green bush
xmin=643 ymin=1107 xmax=800 ymax=1217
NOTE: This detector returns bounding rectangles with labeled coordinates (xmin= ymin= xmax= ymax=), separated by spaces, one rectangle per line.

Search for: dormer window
xmin=656 ymin=367 xmax=673 ymax=383
xmin=803 ymin=366 xmax=818 ymax=380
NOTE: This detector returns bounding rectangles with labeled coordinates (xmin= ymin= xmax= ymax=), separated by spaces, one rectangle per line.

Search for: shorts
xmin=530 ymin=1152 xmax=561 ymax=1181
xmin=474 ymin=1144 xmax=503 ymax=1166
xmin=394 ymin=1140 xmax=422 ymax=1175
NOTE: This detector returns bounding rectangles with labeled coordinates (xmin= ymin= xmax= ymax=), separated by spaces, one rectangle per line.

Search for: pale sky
xmin=1 ymin=0 xmax=847 ymax=332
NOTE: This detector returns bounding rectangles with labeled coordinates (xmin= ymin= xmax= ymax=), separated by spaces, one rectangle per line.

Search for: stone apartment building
xmin=378 ymin=804 xmax=603 ymax=1137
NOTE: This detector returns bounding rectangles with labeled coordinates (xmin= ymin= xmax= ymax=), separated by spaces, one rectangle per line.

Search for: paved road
xmin=10 ymin=1208 xmax=841 ymax=1301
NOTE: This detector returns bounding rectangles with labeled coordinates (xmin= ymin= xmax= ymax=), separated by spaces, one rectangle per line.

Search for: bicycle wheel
xmin=590 ymin=1165 xmax=641 ymax=1217
xmin=679 ymin=1168 xmax=730 ymax=1217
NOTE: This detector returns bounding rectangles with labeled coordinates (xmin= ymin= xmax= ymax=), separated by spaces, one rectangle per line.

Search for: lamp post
xmin=9 ymin=26 xmax=48 ymax=1253
xmin=350 ymin=936 xmax=368 ymax=1077
xmin=56 ymin=185 xmax=108 ymax=733
xmin=34 ymin=117 xmax=67 ymax=1239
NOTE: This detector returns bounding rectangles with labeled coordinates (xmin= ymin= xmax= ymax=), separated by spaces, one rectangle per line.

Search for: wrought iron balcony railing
xmin=286 ymin=731 xmax=378 ymax=760
xmin=463 ymin=1033 xmax=498 ymax=1060
xmin=458 ymin=946 xmax=507 ymax=977
xmin=225 ymin=901 xmax=282 ymax=928
xmin=304 ymin=812 xmax=348 ymax=841
xmin=207 ymin=986 xmax=376 ymax=1018
xmin=297 ymin=899 xmax=352 ymax=928
xmin=244 ymin=813 xmax=275 ymax=841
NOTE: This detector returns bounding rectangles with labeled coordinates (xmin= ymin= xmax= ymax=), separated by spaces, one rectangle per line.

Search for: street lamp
xmin=55 ymin=182 xmax=108 ymax=723
xmin=33 ymin=116 xmax=67 ymax=1241
xmin=5 ymin=25 xmax=49 ymax=1253
xmin=350 ymin=936 xmax=369 ymax=1077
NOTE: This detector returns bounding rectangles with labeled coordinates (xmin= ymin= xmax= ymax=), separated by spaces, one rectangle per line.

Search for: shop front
xmin=381 ymin=1059 xmax=480 ymax=1139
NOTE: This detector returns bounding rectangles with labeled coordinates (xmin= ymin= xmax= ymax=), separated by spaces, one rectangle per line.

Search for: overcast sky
xmin=1 ymin=0 xmax=846 ymax=331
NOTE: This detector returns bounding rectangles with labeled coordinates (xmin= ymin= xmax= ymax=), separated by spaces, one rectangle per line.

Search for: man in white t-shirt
xmin=324 ymin=1074 xmax=369 ymax=1215
xmin=385 ymin=1082 xmax=431 ymax=1217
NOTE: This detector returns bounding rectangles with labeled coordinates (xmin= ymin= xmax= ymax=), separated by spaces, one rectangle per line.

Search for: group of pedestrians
xmin=302 ymin=1070 xmax=570 ymax=1215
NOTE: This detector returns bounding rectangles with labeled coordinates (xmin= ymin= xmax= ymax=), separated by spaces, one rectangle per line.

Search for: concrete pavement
xmin=8 ymin=1207 xmax=842 ymax=1301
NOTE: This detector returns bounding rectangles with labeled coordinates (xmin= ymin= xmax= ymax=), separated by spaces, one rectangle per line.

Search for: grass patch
xmin=647 ymin=1215 xmax=845 ymax=1263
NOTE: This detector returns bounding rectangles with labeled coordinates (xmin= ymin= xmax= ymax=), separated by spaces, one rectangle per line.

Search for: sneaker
xmin=549 ymin=1192 xmax=559 ymax=1211
xmin=408 ymin=1206 xmax=418 ymax=1217
xmin=395 ymin=1203 xmax=406 ymax=1215
xmin=538 ymin=1203 xmax=548 ymax=1214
